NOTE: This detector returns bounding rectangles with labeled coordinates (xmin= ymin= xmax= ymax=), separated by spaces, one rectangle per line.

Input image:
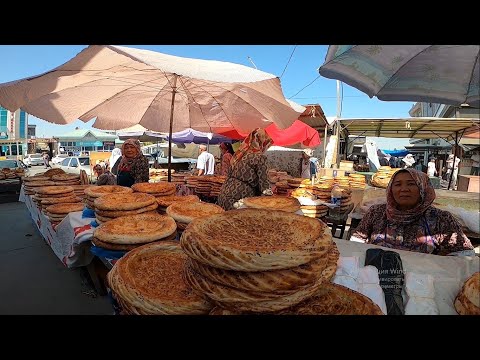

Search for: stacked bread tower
xmin=203 ymin=176 xmax=226 ymax=197
xmin=0 ymin=167 xmax=25 ymax=179
xmin=166 ymin=202 xmax=224 ymax=232
xmin=348 ymin=173 xmax=367 ymax=189
xmin=156 ymin=195 xmax=200 ymax=214
xmin=107 ymin=241 xmax=212 ymax=314
xmin=33 ymin=185 xmax=78 ymax=220
xmin=51 ymin=173 xmax=81 ymax=186
xmin=93 ymin=192 xmax=158 ymax=224
xmin=23 ymin=177 xmax=56 ymax=196
xmin=185 ymin=175 xmax=202 ymax=190
xmin=371 ymin=166 xmax=401 ymax=188
xmin=454 ymin=272 xmax=480 ymax=315
xmin=171 ymin=172 xmax=188 ymax=185
xmin=84 ymin=185 xmax=133 ymax=211
xmin=242 ymin=195 xmax=301 ymax=213
xmin=148 ymin=169 xmax=174 ymax=182
xmin=93 ymin=212 xmax=177 ymax=252
xmin=69 ymin=185 xmax=93 ymax=202
xmin=44 ymin=203 xmax=85 ymax=225
xmin=181 ymin=208 xmax=340 ymax=313
xmin=268 ymin=170 xmax=293 ymax=196
xmin=132 ymin=182 xmax=176 ymax=198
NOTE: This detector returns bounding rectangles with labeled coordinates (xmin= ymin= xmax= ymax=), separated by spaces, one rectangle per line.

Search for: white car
xmin=52 ymin=154 xmax=69 ymax=165
xmin=24 ymin=153 xmax=45 ymax=167
xmin=57 ymin=156 xmax=93 ymax=177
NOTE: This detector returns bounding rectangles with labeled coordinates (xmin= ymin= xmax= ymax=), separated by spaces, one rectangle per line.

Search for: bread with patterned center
xmin=107 ymin=242 xmax=212 ymax=315
xmin=95 ymin=202 xmax=158 ymax=218
xmin=132 ymin=182 xmax=177 ymax=195
xmin=166 ymin=202 xmax=224 ymax=224
xmin=35 ymin=185 xmax=75 ymax=195
xmin=43 ymin=168 xmax=66 ymax=178
xmin=94 ymin=192 xmax=157 ymax=211
xmin=242 ymin=196 xmax=300 ymax=213
xmin=94 ymin=212 xmax=176 ymax=244
xmin=84 ymin=185 xmax=133 ymax=198
xmin=92 ymin=231 xmax=177 ymax=251
xmin=180 ymin=208 xmax=332 ymax=272
xmin=51 ymin=174 xmax=80 ymax=181
xmin=454 ymin=272 xmax=480 ymax=315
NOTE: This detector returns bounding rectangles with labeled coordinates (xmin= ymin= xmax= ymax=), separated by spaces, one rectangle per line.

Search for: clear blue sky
xmin=0 ymin=45 xmax=415 ymax=150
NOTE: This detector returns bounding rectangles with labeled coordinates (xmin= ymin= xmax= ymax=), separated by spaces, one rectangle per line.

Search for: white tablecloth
xmin=334 ymin=239 xmax=479 ymax=315
xmin=19 ymin=186 xmax=95 ymax=268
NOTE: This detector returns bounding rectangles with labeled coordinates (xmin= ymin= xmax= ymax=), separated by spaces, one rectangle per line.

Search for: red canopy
xmin=219 ymin=120 xmax=321 ymax=147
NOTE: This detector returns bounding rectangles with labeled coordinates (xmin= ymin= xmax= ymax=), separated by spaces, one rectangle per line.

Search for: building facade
xmin=57 ymin=128 xmax=118 ymax=154
xmin=0 ymin=106 xmax=28 ymax=157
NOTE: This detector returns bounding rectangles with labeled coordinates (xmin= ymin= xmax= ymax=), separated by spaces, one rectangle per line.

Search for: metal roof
xmin=335 ymin=117 xmax=479 ymax=140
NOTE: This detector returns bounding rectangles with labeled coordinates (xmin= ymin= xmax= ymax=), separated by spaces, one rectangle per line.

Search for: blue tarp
xmin=167 ymin=128 xmax=234 ymax=144
xmin=382 ymin=149 xmax=409 ymax=157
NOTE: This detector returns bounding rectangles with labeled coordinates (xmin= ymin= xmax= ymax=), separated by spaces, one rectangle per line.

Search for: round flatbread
xmin=243 ymin=196 xmax=300 ymax=213
xmin=94 ymin=212 xmax=177 ymax=244
xmin=43 ymin=168 xmax=66 ymax=178
xmin=166 ymin=202 xmax=224 ymax=224
xmin=180 ymin=208 xmax=332 ymax=272
xmin=35 ymin=186 xmax=75 ymax=195
xmin=40 ymin=196 xmax=81 ymax=205
xmin=132 ymin=182 xmax=177 ymax=195
xmin=84 ymin=185 xmax=133 ymax=198
xmin=156 ymin=195 xmax=200 ymax=208
xmin=94 ymin=192 xmax=157 ymax=211
xmin=95 ymin=202 xmax=158 ymax=218
xmin=107 ymin=242 xmax=212 ymax=315
xmin=92 ymin=232 xmax=178 ymax=251
xmin=23 ymin=176 xmax=50 ymax=182
xmin=51 ymin=174 xmax=80 ymax=181
xmin=45 ymin=203 xmax=85 ymax=215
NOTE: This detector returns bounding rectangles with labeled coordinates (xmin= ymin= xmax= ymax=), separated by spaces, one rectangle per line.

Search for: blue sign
xmin=78 ymin=141 xmax=103 ymax=147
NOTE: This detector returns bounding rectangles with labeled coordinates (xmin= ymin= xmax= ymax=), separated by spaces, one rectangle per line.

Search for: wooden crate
xmin=457 ymin=175 xmax=480 ymax=193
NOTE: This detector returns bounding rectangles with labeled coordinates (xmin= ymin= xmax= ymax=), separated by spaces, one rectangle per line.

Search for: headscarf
xmin=118 ymin=138 xmax=143 ymax=172
xmin=230 ymin=128 xmax=273 ymax=166
xmin=401 ymin=154 xmax=416 ymax=167
xmin=109 ymin=148 xmax=122 ymax=169
xmin=220 ymin=142 xmax=234 ymax=155
xmin=386 ymin=168 xmax=436 ymax=224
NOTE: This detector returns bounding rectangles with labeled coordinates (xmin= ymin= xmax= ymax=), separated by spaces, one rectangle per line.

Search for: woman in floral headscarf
xmin=116 ymin=139 xmax=149 ymax=187
xmin=217 ymin=128 xmax=274 ymax=210
xmin=351 ymin=168 xmax=474 ymax=256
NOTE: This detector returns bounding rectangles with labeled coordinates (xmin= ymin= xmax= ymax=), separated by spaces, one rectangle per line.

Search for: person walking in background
xmin=427 ymin=157 xmax=438 ymax=177
xmin=42 ymin=152 xmax=51 ymax=169
xmin=196 ymin=144 xmax=215 ymax=176
xmin=217 ymin=128 xmax=273 ymax=211
xmin=470 ymin=151 xmax=480 ymax=176
xmin=299 ymin=148 xmax=318 ymax=179
xmin=414 ymin=159 xmax=424 ymax=172
xmin=219 ymin=142 xmax=234 ymax=176
xmin=445 ymin=154 xmax=461 ymax=190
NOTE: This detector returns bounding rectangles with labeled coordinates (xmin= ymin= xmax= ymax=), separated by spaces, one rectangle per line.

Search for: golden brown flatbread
xmin=94 ymin=192 xmax=157 ymax=211
xmin=156 ymin=195 xmax=200 ymax=208
xmin=35 ymin=186 xmax=75 ymax=195
xmin=92 ymin=231 xmax=178 ymax=251
xmin=180 ymin=208 xmax=332 ymax=272
xmin=132 ymin=182 xmax=177 ymax=195
xmin=243 ymin=196 xmax=301 ymax=213
xmin=94 ymin=212 xmax=177 ymax=244
xmin=107 ymin=242 xmax=212 ymax=315
xmin=51 ymin=174 xmax=80 ymax=181
xmin=166 ymin=202 xmax=224 ymax=224
xmin=45 ymin=203 xmax=85 ymax=215
xmin=23 ymin=176 xmax=51 ymax=182
xmin=84 ymin=185 xmax=133 ymax=198
xmin=95 ymin=203 xmax=159 ymax=218
xmin=43 ymin=168 xmax=66 ymax=178
xmin=40 ymin=196 xmax=81 ymax=205
xmin=454 ymin=272 xmax=480 ymax=315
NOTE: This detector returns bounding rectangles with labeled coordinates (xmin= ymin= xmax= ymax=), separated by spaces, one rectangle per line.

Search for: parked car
xmin=24 ymin=153 xmax=45 ymax=167
xmin=57 ymin=156 xmax=92 ymax=177
xmin=52 ymin=153 xmax=69 ymax=165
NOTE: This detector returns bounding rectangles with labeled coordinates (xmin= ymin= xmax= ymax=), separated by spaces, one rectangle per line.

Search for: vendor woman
xmin=116 ymin=139 xmax=149 ymax=187
xmin=351 ymin=168 xmax=474 ymax=256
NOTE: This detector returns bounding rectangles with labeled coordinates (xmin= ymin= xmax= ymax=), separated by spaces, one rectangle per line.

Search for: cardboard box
xmin=317 ymin=168 xmax=346 ymax=178
xmin=457 ymin=175 xmax=479 ymax=193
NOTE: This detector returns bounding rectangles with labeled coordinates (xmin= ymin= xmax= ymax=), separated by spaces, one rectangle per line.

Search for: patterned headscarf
xmin=118 ymin=138 xmax=143 ymax=171
xmin=230 ymin=128 xmax=273 ymax=166
xmin=386 ymin=168 xmax=436 ymax=224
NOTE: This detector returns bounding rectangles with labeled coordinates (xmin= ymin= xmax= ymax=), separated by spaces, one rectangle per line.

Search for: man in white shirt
xmin=196 ymin=144 xmax=215 ymax=175
xmin=427 ymin=157 xmax=437 ymax=177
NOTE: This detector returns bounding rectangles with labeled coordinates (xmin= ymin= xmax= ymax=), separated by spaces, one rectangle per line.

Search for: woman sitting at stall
xmin=115 ymin=139 xmax=149 ymax=187
xmin=217 ymin=128 xmax=273 ymax=211
xmin=351 ymin=168 xmax=474 ymax=256
xmin=219 ymin=142 xmax=235 ymax=176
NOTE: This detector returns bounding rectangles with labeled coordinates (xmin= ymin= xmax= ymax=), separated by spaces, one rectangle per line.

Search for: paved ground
xmin=0 ymin=201 xmax=112 ymax=315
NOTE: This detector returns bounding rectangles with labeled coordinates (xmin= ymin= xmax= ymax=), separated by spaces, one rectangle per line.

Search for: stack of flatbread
xmin=203 ymin=176 xmax=226 ymax=197
xmin=93 ymin=212 xmax=177 ymax=251
xmin=156 ymin=195 xmax=200 ymax=214
xmin=335 ymin=187 xmax=353 ymax=213
xmin=454 ymin=272 xmax=480 ymax=315
xmin=166 ymin=202 xmax=224 ymax=231
xmin=171 ymin=173 xmax=187 ymax=185
xmin=185 ymin=176 xmax=202 ymax=189
xmin=209 ymin=283 xmax=383 ymax=315
xmin=286 ymin=177 xmax=304 ymax=189
xmin=298 ymin=204 xmax=329 ymax=219
xmin=107 ymin=242 xmax=212 ymax=314
xmin=93 ymin=192 xmax=158 ymax=224
xmin=22 ymin=177 xmax=55 ymax=196
xmin=44 ymin=202 xmax=85 ymax=225
xmin=51 ymin=173 xmax=81 ymax=186
xmin=297 ymin=180 xmax=333 ymax=202
xmin=371 ymin=166 xmax=401 ymax=189
xmin=132 ymin=182 xmax=176 ymax=197
xmin=267 ymin=170 xmax=291 ymax=184
xmin=70 ymin=185 xmax=93 ymax=201
xmin=194 ymin=181 xmax=212 ymax=196
xmin=33 ymin=186 xmax=78 ymax=213
xmin=348 ymin=173 xmax=366 ymax=189
xmin=43 ymin=168 xmax=66 ymax=179
xmin=181 ymin=208 xmax=339 ymax=313
xmin=274 ymin=181 xmax=291 ymax=196
xmin=83 ymin=185 xmax=133 ymax=211
xmin=242 ymin=196 xmax=301 ymax=213
xmin=334 ymin=176 xmax=351 ymax=189
xmin=1 ymin=167 xmax=25 ymax=179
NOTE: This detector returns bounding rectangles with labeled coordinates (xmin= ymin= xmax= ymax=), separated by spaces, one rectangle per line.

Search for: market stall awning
xmin=167 ymin=128 xmax=234 ymax=145
xmin=117 ymin=124 xmax=166 ymax=142
xmin=334 ymin=117 xmax=479 ymax=140
xmin=218 ymin=120 xmax=321 ymax=148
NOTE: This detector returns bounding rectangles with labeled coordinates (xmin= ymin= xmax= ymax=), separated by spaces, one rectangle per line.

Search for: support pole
xmin=322 ymin=125 xmax=328 ymax=167
xmin=168 ymin=74 xmax=178 ymax=183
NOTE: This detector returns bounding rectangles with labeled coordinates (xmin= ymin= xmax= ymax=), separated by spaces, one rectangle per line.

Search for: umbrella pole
xmin=447 ymin=131 xmax=458 ymax=190
xmin=168 ymin=75 xmax=178 ymax=183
